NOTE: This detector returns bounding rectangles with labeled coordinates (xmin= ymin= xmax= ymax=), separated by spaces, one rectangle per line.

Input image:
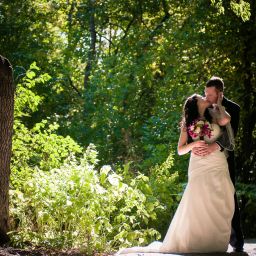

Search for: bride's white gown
xmin=117 ymin=124 xmax=235 ymax=254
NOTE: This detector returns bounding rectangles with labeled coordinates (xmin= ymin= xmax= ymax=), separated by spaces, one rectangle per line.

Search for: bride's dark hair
xmin=181 ymin=94 xmax=212 ymax=129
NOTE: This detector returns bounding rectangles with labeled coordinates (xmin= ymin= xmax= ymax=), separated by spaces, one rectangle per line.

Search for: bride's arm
xmin=177 ymin=127 xmax=207 ymax=155
xmin=213 ymin=105 xmax=231 ymax=126
xmin=213 ymin=92 xmax=231 ymax=126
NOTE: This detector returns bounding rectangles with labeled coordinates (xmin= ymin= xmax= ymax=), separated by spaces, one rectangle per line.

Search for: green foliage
xmin=1 ymin=0 xmax=255 ymax=250
xmin=230 ymin=0 xmax=251 ymax=21
xmin=12 ymin=64 xmax=82 ymax=186
xmin=14 ymin=62 xmax=51 ymax=118
xmin=147 ymin=151 xmax=184 ymax=236
xmin=9 ymin=145 xmax=162 ymax=252
xmin=12 ymin=120 xmax=82 ymax=175
xmin=211 ymin=0 xmax=251 ymax=21
xmin=236 ymin=183 xmax=256 ymax=237
xmin=10 ymin=65 xmax=181 ymax=250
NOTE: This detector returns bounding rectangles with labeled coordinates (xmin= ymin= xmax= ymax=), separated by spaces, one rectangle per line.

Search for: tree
xmin=0 ymin=55 xmax=15 ymax=244
xmin=84 ymin=0 xmax=97 ymax=89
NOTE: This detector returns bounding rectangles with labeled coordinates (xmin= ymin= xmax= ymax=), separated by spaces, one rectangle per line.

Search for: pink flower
xmin=188 ymin=119 xmax=213 ymax=139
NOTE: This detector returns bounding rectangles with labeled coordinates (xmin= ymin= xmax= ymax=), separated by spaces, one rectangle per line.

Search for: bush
xmin=9 ymin=144 xmax=163 ymax=253
xmin=9 ymin=62 xmax=184 ymax=253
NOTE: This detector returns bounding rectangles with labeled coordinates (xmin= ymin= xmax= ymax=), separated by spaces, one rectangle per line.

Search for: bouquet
xmin=188 ymin=119 xmax=213 ymax=139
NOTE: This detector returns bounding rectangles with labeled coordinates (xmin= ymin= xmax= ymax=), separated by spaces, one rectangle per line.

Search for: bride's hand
xmin=212 ymin=92 xmax=223 ymax=110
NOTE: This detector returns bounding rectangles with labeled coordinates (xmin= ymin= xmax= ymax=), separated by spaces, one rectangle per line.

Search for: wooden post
xmin=0 ymin=55 xmax=15 ymax=244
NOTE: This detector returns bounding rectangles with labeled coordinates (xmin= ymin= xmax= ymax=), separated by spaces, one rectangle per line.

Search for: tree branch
xmin=67 ymin=76 xmax=82 ymax=97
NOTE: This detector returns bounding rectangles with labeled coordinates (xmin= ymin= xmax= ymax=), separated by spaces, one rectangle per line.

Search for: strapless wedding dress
xmin=116 ymin=124 xmax=235 ymax=255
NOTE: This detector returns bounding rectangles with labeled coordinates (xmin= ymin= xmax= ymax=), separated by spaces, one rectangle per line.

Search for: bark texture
xmin=0 ymin=55 xmax=15 ymax=245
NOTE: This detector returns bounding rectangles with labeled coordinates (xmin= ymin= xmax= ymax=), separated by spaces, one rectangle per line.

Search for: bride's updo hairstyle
xmin=181 ymin=94 xmax=212 ymax=129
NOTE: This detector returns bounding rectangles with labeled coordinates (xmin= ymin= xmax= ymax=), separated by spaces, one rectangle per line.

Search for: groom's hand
xmin=192 ymin=143 xmax=219 ymax=156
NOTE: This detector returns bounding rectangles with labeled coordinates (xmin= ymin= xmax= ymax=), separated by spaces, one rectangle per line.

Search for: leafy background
xmin=0 ymin=0 xmax=255 ymax=254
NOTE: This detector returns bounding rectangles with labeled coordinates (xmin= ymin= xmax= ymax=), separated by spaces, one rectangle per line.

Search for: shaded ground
xmin=0 ymin=240 xmax=255 ymax=256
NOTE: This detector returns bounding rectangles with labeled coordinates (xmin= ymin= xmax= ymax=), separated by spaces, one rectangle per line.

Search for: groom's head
xmin=204 ymin=76 xmax=224 ymax=104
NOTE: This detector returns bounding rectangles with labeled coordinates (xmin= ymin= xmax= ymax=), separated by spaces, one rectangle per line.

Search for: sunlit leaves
xmin=230 ymin=0 xmax=251 ymax=21
xmin=210 ymin=0 xmax=225 ymax=14
xmin=10 ymin=147 xmax=162 ymax=251
xmin=210 ymin=0 xmax=251 ymax=21
xmin=14 ymin=62 xmax=50 ymax=118
xmin=3 ymin=0 xmax=255 ymax=248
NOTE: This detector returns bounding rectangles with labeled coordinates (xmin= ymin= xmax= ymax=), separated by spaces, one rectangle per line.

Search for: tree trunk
xmin=235 ymin=0 xmax=256 ymax=236
xmin=0 ymin=55 xmax=15 ymax=245
xmin=84 ymin=0 xmax=96 ymax=89
xmin=237 ymin=0 xmax=256 ymax=184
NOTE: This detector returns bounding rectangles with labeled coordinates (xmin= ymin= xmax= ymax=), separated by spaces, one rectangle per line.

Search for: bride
xmin=116 ymin=94 xmax=235 ymax=254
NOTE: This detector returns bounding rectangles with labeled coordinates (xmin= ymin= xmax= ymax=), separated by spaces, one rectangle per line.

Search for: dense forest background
xmin=0 ymin=0 xmax=255 ymax=254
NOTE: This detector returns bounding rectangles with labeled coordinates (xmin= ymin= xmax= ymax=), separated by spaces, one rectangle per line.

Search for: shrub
xmin=9 ymin=144 xmax=162 ymax=253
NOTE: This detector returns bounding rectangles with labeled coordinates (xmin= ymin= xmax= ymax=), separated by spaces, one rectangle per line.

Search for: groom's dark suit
xmin=220 ymin=97 xmax=244 ymax=251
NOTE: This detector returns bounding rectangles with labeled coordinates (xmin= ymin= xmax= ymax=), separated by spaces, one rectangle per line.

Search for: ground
xmin=0 ymin=240 xmax=255 ymax=256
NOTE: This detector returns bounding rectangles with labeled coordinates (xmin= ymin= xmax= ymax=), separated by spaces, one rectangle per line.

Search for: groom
xmin=192 ymin=76 xmax=244 ymax=252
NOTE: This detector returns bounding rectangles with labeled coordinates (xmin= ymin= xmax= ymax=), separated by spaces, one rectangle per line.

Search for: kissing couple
xmin=116 ymin=76 xmax=244 ymax=255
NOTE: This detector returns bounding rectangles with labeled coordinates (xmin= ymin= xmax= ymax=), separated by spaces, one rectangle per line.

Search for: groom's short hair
xmin=206 ymin=76 xmax=224 ymax=92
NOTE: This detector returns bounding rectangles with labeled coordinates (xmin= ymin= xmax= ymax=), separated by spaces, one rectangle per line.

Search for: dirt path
xmin=0 ymin=240 xmax=255 ymax=256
